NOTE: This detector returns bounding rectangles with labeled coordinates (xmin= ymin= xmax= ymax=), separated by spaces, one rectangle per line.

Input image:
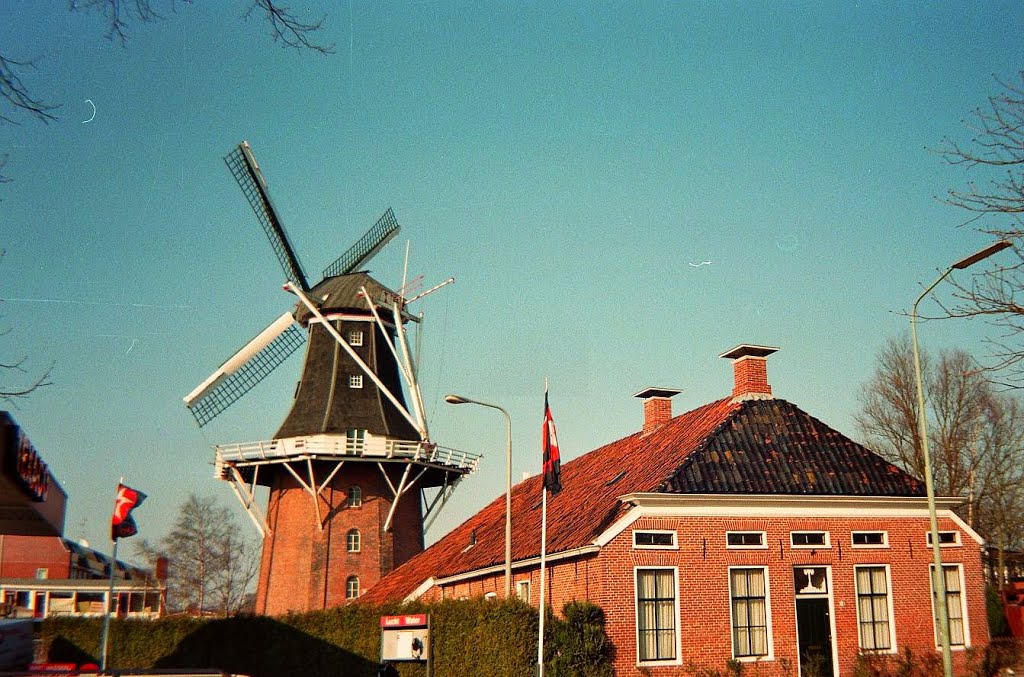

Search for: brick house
xmin=360 ymin=345 xmax=988 ymax=677
xmin=0 ymin=535 xmax=164 ymax=619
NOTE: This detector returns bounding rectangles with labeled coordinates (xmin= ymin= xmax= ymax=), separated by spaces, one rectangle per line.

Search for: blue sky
xmin=2 ymin=2 xmax=1022 ymax=556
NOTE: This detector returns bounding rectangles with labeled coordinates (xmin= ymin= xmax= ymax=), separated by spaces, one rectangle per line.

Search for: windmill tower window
xmin=345 ymin=429 xmax=365 ymax=453
xmin=347 ymin=486 xmax=362 ymax=508
xmin=349 ymin=374 xmax=363 ymax=389
xmin=346 ymin=529 xmax=361 ymax=553
xmin=347 ymin=330 xmax=364 ymax=346
xmin=346 ymin=576 xmax=360 ymax=599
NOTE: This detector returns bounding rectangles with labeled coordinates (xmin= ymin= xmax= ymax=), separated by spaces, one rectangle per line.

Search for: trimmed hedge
xmin=41 ymin=600 xmax=611 ymax=677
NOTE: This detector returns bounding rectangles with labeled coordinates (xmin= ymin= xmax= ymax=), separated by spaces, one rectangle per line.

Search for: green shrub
xmin=40 ymin=597 xmax=612 ymax=677
xmin=985 ymin=585 xmax=1010 ymax=638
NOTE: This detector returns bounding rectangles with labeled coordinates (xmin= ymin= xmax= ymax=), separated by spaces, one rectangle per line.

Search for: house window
xmin=346 ymin=576 xmax=360 ymax=599
xmin=852 ymin=531 xmax=888 ymax=548
xmin=633 ymin=531 xmax=676 ymax=549
xmin=726 ymin=531 xmax=766 ymax=549
xmin=346 ymin=529 xmax=361 ymax=553
xmin=730 ymin=567 xmax=770 ymax=659
xmin=926 ymin=531 xmax=960 ymax=547
xmin=635 ymin=568 xmax=678 ymax=663
xmin=34 ymin=568 xmax=48 ymax=580
xmin=484 ymin=592 xmax=498 ymax=601
xmin=856 ymin=566 xmax=893 ymax=651
xmin=516 ymin=580 xmax=530 ymax=602
xmin=931 ymin=564 xmax=968 ymax=647
xmin=791 ymin=531 xmax=829 ymax=548
xmin=349 ymin=374 xmax=363 ymax=389
xmin=348 ymin=330 xmax=364 ymax=346
xmin=347 ymin=486 xmax=362 ymax=508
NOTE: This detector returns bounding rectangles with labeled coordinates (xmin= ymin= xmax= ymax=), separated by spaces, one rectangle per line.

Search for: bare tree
xmin=857 ymin=335 xmax=1024 ymax=574
xmin=134 ymin=493 xmax=258 ymax=615
xmin=0 ymin=250 xmax=53 ymax=405
xmin=935 ymin=73 xmax=1024 ymax=384
xmin=1 ymin=1 xmax=333 ymax=132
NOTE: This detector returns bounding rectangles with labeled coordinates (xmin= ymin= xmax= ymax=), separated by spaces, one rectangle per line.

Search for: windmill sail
xmin=185 ymin=312 xmax=306 ymax=427
xmin=322 ymin=207 xmax=400 ymax=279
xmin=225 ymin=142 xmax=310 ymax=291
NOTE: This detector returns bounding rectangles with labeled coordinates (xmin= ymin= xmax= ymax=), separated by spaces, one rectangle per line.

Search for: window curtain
xmin=637 ymin=570 xmax=676 ymax=661
xmin=856 ymin=567 xmax=890 ymax=650
xmin=731 ymin=569 xmax=767 ymax=656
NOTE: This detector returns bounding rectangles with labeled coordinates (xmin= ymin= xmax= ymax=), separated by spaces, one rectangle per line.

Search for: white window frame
xmin=851 ymin=531 xmax=889 ymax=549
xmin=516 ymin=579 xmax=531 ymax=602
xmin=929 ymin=563 xmax=971 ymax=649
xmin=634 ymin=566 xmax=682 ymax=667
xmin=728 ymin=566 xmax=774 ymax=662
xmin=790 ymin=531 xmax=830 ymax=549
xmin=926 ymin=531 xmax=961 ymax=547
xmin=633 ymin=530 xmax=678 ymax=550
xmin=347 ymin=330 xmax=364 ymax=347
xmin=484 ymin=592 xmax=498 ymax=601
xmin=349 ymin=374 xmax=363 ymax=389
xmin=346 ymin=528 xmax=361 ymax=553
xmin=347 ymin=485 xmax=362 ymax=508
xmin=345 ymin=576 xmax=360 ymax=599
xmin=854 ymin=565 xmax=897 ymax=654
xmin=726 ymin=531 xmax=767 ymax=550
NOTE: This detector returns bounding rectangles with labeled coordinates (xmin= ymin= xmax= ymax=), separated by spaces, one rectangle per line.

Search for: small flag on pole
xmin=111 ymin=483 xmax=146 ymax=540
xmin=542 ymin=390 xmax=562 ymax=495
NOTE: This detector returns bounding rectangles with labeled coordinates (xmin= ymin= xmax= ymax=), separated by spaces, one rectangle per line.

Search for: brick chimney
xmin=720 ymin=344 xmax=779 ymax=402
xmin=633 ymin=387 xmax=682 ymax=434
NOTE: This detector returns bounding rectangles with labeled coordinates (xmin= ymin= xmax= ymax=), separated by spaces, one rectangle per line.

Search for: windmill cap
xmin=719 ymin=344 xmax=780 ymax=360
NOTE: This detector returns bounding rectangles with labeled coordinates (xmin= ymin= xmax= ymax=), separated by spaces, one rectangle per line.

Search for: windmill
xmin=184 ymin=142 xmax=478 ymax=614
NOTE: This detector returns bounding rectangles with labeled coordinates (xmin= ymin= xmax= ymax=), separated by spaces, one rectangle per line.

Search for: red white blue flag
xmin=542 ymin=390 xmax=562 ymax=495
xmin=111 ymin=483 xmax=146 ymax=540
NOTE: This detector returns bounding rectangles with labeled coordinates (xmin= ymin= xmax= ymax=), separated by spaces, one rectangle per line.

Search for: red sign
xmin=28 ymin=663 xmax=77 ymax=672
xmin=380 ymin=614 xmax=428 ymax=628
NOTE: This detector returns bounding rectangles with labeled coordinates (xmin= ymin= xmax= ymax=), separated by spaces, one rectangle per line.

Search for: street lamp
xmin=911 ymin=239 xmax=1011 ymax=677
xmin=445 ymin=394 xmax=513 ymax=598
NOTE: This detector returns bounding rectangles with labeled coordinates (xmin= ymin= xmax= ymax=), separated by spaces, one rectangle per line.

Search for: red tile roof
xmin=360 ymin=396 xmax=925 ymax=604
xmin=359 ymin=396 xmax=739 ymax=603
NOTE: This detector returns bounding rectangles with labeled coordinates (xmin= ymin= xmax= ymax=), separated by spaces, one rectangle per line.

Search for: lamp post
xmin=445 ymin=394 xmax=513 ymax=598
xmin=910 ymin=239 xmax=1010 ymax=677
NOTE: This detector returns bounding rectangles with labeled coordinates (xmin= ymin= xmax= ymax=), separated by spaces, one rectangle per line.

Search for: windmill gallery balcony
xmin=214 ymin=435 xmax=482 ymax=476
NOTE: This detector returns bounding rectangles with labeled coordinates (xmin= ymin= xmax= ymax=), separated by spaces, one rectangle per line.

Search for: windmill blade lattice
xmin=188 ymin=323 xmax=306 ymax=427
xmin=322 ymin=207 xmax=400 ymax=280
xmin=225 ymin=143 xmax=310 ymax=291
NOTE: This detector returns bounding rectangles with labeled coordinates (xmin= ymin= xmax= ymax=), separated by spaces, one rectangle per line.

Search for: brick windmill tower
xmin=184 ymin=142 xmax=479 ymax=614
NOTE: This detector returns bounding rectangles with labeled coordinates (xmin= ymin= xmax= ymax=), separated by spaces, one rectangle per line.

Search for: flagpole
xmin=537 ymin=487 xmax=547 ymax=677
xmin=100 ymin=536 xmax=117 ymax=672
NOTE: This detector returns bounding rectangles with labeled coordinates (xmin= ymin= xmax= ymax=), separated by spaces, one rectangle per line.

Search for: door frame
xmin=792 ymin=565 xmax=838 ymax=677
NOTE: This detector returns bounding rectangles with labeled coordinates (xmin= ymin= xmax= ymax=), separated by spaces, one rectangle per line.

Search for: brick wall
xmin=256 ymin=462 xmax=424 ymax=615
xmin=433 ymin=512 xmax=987 ymax=677
xmin=0 ymin=536 xmax=70 ymax=579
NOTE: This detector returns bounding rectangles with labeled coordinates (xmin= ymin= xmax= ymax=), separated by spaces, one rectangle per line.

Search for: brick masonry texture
xmin=256 ymin=462 xmax=423 ymax=615
xmin=432 ymin=513 xmax=986 ymax=677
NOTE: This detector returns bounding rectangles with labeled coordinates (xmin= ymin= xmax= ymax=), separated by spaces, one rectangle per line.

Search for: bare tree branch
xmin=0 ymin=0 xmax=331 ymax=130
xmin=0 ymin=54 xmax=60 ymax=125
xmin=1 ymin=249 xmax=54 ymax=405
xmin=243 ymin=0 xmax=335 ymax=54
xmin=857 ymin=336 xmax=1024 ymax=552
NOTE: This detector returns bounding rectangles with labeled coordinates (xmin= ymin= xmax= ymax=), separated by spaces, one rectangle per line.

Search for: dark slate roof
xmin=661 ymin=399 xmax=924 ymax=496
xmin=360 ymin=396 xmax=924 ymax=604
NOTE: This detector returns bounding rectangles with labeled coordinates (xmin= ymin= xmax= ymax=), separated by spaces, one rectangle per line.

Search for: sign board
xmin=381 ymin=614 xmax=430 ymax=662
